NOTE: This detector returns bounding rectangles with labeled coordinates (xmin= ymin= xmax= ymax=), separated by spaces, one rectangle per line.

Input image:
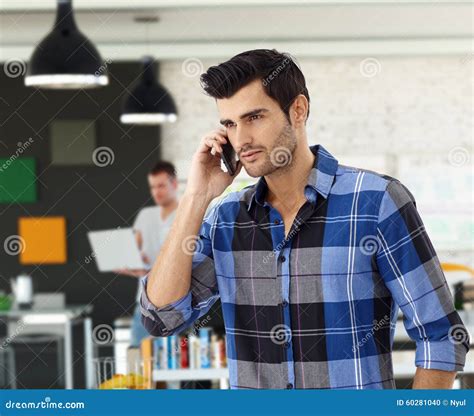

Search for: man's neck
xmin=160 ymin=198 xmax=178 ymax=218
xmin=265 ymin=142 xmax=315 ymax=213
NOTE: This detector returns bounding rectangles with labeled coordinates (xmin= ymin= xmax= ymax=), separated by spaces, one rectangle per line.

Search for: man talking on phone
xmin=140 ymin=49 xmax=469 ymax=389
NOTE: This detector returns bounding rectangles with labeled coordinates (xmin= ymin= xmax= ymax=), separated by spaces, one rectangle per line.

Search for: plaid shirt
xmin=140 ymin=144 xmax=469 ymax=389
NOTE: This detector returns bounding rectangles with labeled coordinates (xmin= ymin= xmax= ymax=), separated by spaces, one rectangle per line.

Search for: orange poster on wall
xmin=18 ymin=216 xmax=67 ymax=264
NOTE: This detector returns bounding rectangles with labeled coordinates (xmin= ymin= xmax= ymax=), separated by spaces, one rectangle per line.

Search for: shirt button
xmin=282 ymin=300 xmax=288 ymax=308
xmin=274 ymin=219 xmax=280 ymax=225
xmin=286 ymin=383 xmax=293 ymax=389
xmin=283 ymin=341 xmax=290 ymax=349
xmin=278 ymin=255 xmax=286 ymax=262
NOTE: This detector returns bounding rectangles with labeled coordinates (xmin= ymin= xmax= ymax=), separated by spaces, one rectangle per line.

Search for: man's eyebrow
xmin=219 ymin=108 xmax=269 ymax=126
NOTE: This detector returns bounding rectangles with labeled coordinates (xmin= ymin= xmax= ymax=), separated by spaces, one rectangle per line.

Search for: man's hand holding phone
xmin=146 ymin=128 xmax=242 ymax=309
xmin=185 ymin=127 xmax=242 ymax=203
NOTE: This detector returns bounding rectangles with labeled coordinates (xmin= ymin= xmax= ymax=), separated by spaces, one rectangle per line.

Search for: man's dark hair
xmin=200 ymin=49 xmax=310 ymax=122
xmin=149 ymin=161 xmax=176 ymax=178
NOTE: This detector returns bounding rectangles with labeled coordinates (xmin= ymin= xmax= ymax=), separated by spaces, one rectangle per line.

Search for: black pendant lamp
xmin=120 ymin=56 xmax=177 ymax=125
xmin=24 ymin=0 xmax=108 ymax=89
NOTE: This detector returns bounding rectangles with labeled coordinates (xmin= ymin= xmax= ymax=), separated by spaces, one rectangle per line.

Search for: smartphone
xmin=221 ymin=140 xmax=238 ymax=176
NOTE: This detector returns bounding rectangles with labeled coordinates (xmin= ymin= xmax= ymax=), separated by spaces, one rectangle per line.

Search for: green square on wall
xmin=50 ymin=119 xmax=96 ymax=165
xmin=0 ymin=157 xmax=37 ymax=203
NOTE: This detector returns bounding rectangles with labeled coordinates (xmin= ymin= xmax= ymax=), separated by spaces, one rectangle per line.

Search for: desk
xmin=0 ymin=305 xmax=94 ymax=389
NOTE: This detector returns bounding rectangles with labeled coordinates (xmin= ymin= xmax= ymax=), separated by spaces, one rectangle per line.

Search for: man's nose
xmin=234 ymin=125 xmax=252 ymax=153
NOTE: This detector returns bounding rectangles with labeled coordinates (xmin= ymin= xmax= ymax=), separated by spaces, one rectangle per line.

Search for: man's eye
xmin=248 ymin=114 xmax=261 ymax=122
xmin=225 ymin=122 xmax=235 ymax=128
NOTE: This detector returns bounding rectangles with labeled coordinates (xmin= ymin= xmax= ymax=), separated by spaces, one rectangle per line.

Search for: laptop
xmin=87 ymin=228 xmax=147 ymax=272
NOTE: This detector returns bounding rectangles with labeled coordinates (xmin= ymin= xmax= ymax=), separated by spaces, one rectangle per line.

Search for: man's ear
xmin=170 ymin=177 xmax=178 ymax=190
xmin=290 ymin=94 xmax=309 ymax=126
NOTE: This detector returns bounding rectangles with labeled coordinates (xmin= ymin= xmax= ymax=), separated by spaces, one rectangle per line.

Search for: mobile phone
xmin=221 ymin=140 xmax=238 ymax=176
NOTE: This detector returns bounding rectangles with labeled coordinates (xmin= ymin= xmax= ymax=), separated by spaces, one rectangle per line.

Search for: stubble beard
xmin=243 ymin=122 xmax=297 ymax=178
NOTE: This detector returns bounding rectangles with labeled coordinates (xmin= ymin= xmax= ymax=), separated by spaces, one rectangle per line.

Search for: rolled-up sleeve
xmin=376 ymin=179 xmax=469 ymax=372
xmin=140 ymin=203 xmax=220 ymax=337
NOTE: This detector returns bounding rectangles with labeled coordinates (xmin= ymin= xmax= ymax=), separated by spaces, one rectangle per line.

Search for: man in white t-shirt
xmin=114 ymin=161 xmax=178 ymax=347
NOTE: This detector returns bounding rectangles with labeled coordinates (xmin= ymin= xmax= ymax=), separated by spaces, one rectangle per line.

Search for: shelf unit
xmin=153 ymin=368 xmax=229 ymax=389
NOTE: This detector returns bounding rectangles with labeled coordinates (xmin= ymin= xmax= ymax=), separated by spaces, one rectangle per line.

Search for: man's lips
xmin=240 ymin=150 xmax=263 ymax=161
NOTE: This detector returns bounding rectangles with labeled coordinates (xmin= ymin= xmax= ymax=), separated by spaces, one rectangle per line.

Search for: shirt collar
xmin=247 ymin=144 xmax=339 ymax=212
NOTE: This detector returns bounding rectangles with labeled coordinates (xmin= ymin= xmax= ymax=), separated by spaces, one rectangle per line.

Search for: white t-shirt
xmin=133 ymin=205 xmax=176 ymax=300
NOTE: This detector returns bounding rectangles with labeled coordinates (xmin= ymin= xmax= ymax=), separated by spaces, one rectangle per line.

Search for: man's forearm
xmin=146 ymin=191 xmax=212 ymax=308
xmin=412 ymin=367 xmax=456 ymax=389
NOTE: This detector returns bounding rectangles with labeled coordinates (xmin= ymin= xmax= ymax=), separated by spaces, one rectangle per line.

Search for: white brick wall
xmin=159 ymin=55 xmax=473 ymax=267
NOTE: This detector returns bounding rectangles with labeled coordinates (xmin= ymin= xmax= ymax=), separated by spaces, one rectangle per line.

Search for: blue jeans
xmin=130 ymin=303 xmax=149 ymax=348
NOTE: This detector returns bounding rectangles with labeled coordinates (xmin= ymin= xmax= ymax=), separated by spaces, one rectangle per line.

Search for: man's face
xmin=148 ymin=172 xmax=177 ymax=206
xmin=217 ymin=79 xmax=297 ymax=178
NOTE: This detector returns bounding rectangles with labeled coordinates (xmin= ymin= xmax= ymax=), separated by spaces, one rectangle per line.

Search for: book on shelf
xmin=152 ymin=337 xmax=167 ymax=370
xmin=168 ymin=335 xmax=178 ymax=370
xmin=152 ymin=327 xmax=226 ymax=370
xmin=188 ymin=334 xmax=199 ymax=369
xmin=140 ymin=337 xmax=154 ymax=389
xmin=180 ymin=336 xmax=189 ymax=369
xmin=200 ymin=328 xmax=211 ymax=369
xmin=211 ymin=334 xmax=226 ymax=369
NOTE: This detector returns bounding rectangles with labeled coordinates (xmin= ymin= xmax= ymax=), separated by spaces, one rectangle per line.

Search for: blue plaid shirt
xmin=141 ymin=144 xmax=469 ymax=389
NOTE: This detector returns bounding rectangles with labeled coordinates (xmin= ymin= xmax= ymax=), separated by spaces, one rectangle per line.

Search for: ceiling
xmin=0 ymin=0 xmax=472 ymax=60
